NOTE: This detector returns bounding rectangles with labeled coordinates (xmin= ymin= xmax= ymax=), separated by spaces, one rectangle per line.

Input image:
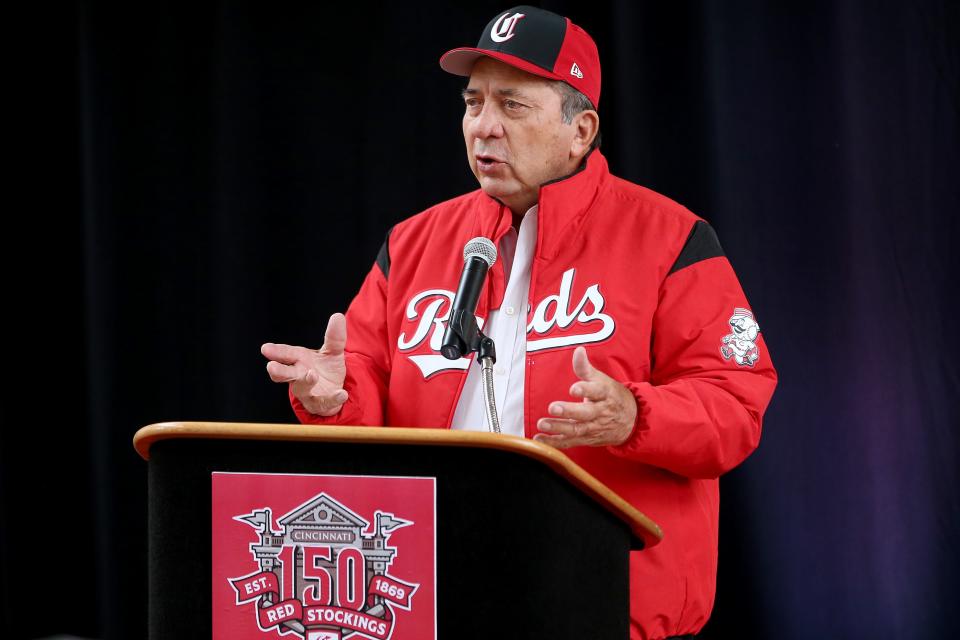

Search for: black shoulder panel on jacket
xmin=668 ymin=220 xmax=725 ymax=275
xmin=375 ymin=226 xmax=394 ymax=278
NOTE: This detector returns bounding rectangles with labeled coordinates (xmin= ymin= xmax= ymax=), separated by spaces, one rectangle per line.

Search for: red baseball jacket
xmin=291 ymin=149 xmax=777 ymax=639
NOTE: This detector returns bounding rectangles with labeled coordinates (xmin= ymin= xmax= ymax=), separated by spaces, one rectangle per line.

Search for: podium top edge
xmin=133 ymin=421 xmax=663 ymax=547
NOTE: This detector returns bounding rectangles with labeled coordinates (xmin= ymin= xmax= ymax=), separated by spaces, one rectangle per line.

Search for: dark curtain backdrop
xmin=3 ymin=1 xmax=957 ymax=638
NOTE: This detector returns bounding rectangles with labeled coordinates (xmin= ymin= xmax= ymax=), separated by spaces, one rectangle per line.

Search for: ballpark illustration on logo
xmin=212 ymin=473 xmax=436 ymax=640
xmin=398 ymin=267 xmax=616 ymax=378
xmin=720 ymin=307 xmax=761 ymax=367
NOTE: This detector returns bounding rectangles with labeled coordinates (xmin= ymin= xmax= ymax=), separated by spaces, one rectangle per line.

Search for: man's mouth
xmin=476 ymin=154 xmax=506 ymax=171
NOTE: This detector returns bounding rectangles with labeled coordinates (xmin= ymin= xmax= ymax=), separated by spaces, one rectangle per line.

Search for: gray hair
xmin=551 ymin=81 xmax=602 ymax=150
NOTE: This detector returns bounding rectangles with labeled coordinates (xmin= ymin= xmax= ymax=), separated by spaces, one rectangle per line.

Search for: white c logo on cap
xmin=490 ymin=12 xmax=526 ymax=43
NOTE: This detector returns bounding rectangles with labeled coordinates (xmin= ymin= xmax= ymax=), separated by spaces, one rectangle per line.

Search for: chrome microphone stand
xmin=476 ymin=336 xmax=500 ymax=434
xmin=442 ymin=322 xmax=500 ymax=433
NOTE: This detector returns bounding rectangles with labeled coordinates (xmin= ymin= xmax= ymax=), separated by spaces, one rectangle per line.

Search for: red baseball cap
xmin=440 ymin=6 xmax=601 ymax=109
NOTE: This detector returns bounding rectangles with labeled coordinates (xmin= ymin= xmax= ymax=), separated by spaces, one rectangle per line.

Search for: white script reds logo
xmin=398 ymin=268 xmax=615 ymax=378
xmin=228 ymin=494 xmax=419 ymax=640
xmin=489 ymin=12 xmax=525 ymax=43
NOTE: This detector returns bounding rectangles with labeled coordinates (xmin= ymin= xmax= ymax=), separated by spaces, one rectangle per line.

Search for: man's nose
xmin=468 ymin=102 xmax=505 ymax=138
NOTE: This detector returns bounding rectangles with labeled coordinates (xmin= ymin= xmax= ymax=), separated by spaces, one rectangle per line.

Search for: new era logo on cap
xmin=439 ymin=5 xmax=601 ymax=108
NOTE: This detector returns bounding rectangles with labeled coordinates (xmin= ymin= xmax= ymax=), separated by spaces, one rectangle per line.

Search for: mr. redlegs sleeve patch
xmin=212 ymin=472 xmax=436 ymax=640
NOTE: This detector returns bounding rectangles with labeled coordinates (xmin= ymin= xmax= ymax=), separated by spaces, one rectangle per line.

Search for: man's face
xmin=462 ymin=57 xmax=579 ymax=214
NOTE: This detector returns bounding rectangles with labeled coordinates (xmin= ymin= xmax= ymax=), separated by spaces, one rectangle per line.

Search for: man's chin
xmin=477 ymin=177 xmax=518 ymax=202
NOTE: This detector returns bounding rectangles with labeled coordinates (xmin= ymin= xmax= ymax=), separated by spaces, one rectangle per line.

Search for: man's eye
xmin=504 ymin=99 xmax=523 ymax=110
xmin=464 ymin=98 xmax=481 ymax=108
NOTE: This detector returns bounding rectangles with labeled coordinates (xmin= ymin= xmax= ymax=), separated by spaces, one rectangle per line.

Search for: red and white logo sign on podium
xmin=212 ymin=472 xmax=436 ymax=640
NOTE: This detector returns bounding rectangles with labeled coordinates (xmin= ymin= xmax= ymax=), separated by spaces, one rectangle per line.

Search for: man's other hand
xmin=534 ymin=346 xmax=637 ymax=449
xmin=261 ymin=313 xmax=349 ymax=416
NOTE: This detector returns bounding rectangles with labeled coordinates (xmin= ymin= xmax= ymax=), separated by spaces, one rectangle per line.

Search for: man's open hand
xmin=534 ymin=346 xmax=637 ymax=449
xmin=261 ymin=313 xmax=349 ymax=416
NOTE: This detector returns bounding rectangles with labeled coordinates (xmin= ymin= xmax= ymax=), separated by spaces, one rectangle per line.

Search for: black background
xmin=2 ymin=2 xmax=958 ymax=638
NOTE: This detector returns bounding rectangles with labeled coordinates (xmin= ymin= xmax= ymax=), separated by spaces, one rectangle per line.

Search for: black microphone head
xmin=463 ymin=237 xmax=497 ymax=267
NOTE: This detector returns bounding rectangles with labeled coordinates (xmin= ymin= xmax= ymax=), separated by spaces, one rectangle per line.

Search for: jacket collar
xmin=473 ymin=148 xmax=609 ymax=261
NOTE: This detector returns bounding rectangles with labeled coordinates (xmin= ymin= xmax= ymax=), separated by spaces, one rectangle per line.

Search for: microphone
xmin=441 ymin=237 xmax=497 ymax=360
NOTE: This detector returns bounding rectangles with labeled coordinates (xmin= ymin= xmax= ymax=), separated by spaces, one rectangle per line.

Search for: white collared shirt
xmin=450 ymin=205 xmax=538 ymax=436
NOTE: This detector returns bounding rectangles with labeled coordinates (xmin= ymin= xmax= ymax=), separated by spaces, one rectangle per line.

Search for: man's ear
xmin=570 ymin=110 xmax=600 ymax=159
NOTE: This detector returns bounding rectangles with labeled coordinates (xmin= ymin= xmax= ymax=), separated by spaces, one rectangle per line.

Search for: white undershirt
xmin=450 ymin=205 xmax=539 ymax=437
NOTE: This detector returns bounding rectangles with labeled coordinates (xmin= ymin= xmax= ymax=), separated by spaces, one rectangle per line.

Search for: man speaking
xmin=262 ymin=6 xmax=777 ymax=639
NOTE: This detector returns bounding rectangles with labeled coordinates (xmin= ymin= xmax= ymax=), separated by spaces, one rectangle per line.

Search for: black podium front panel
xmin=148 ymin=438 xmax=630 ymax=640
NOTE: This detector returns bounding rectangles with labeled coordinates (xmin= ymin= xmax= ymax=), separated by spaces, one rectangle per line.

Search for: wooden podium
xmin=134 ymin=422 xmax=662 ymax=640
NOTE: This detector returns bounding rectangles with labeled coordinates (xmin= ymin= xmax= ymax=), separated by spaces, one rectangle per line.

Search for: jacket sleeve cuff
xmin=607 ymin=380 xmax=656 ymax=460
xmin=288 ymin=384 xmax=367 ymax=426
